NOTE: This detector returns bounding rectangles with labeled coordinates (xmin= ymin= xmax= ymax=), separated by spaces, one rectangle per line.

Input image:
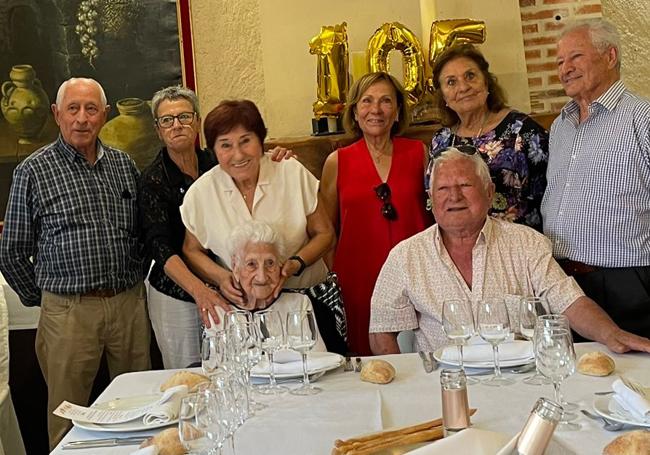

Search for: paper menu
xmin=53 ymin=385 xmax=188 ymax=424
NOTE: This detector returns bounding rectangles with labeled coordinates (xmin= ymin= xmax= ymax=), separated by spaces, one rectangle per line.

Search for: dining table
xmin=51 ymin=342 xmax=650 ymax=455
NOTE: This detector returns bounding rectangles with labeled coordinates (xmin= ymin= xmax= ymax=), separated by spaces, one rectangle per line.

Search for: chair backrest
xmin=397 ymin=330 xmax=416 ymax=354
xmin=0 ymin=286 xmax=8 ymax=385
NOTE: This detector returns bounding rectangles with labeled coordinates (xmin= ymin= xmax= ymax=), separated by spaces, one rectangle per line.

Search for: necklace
xmin=452 ymin=111 xmax=490 ymax=147
xmin=368 ymin=142 xmax=393 ymax=164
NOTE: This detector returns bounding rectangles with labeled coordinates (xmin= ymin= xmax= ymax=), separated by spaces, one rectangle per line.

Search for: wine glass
xmin=535 ymin=314 xmax=578 ymax=411
xmin=477 ymin=298 xmax=514 ymax=386
xmin=229 ymin=321 xmax=266 ymax=411
xmin=253 ymin=310 xmax=287 ymax=395
xmin=224 ymin=309 xmax=252 ymax=332
xmin=286 ymin=309 xmax=321 ymax=395
xmin=442 ymin=299 xmax=478 ymax=385
xmin=519 ymin=296 xmax=551 ymax=385
xmin=178 ymin=393 xmax=221 ymax=454
xmin=202 ymin=331 xmax=229 ymax=378
xmin=534 ymin=325 xmax=580 ymax=430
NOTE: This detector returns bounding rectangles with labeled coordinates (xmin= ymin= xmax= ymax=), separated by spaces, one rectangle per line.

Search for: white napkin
xmin=130 ymin=446 xmax=158 ymax=455
xmin=441 ymin=340 xmax=533 ymax=364
xmin=251 ymin=351 xmax=342 ymax=375
xmin=612 ymin=378 xmax=650 ymax=421
xmin=409 ymin=428 xmax=510 ymax=455
xmin=142 ymin=385 xmax=188 ymax=426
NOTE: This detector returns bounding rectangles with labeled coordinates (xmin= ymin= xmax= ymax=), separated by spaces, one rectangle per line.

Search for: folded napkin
xmin=497 ymin=432 xmax=575 ymax=455
xmin=409 ymin=428 xmax=509 ymax=455
xmin=612 ymin=378 xmax=650 ymax=421
xmin=251 ymin=351 xmax=342 ymax=375
xmin=441 ymin=340 xmax=533 ymax=364
xmin=142 ymin=385 xmax=188 ymax=426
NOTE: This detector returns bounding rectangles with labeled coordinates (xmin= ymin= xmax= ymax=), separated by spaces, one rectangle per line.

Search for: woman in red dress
xmin=321 ymin=72 xmax=432 ymax=355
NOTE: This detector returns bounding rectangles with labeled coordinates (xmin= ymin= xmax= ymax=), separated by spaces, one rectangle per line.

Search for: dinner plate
xmin=432 ymin=347 xmax=534 ymax=369
xmin=250 ymin=353 xmax=344 ymax=379
xmin=72 ymin=394 xmax=178 ymax=433
xmin=593 ymin=396 xmax=650 ymax=428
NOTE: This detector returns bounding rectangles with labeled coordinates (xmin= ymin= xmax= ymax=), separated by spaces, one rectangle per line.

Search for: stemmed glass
xmin=228 ymin=320 xmax=266 ymax=412
xmin=519 ymin=297 xmax=551 ymax=385
xmin=202 ymin=331 xmax=229 ymax=378
xmin=534 ymin=324 xmax=580 ymax=430
xmin=442 ymin=299 xmax=479 ymax=385
xmin=477 ymin=298 xmax=514 ymax=386
xmin=253 ymin=310 xmax=287 ymax=395
xmin=286 ymin=309 xmax=321 ymax=395
xmin=178 ymin=392 xmax=222 ymax=454
xmin=536 ymin=314 xmax=578 ymax=412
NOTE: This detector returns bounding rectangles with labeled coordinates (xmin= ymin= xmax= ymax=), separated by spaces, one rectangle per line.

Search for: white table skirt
xmin=51 ymin=343 xmax=650 ymax=455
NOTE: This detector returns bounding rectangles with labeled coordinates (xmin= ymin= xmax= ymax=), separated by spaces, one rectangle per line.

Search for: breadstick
xmin=346 ymin=427 xmax=444 ymax=455
xmin=333 ymin=409 xmax=477 ymax=454
xmin=334 ymin=418 xmax=442 ymax=448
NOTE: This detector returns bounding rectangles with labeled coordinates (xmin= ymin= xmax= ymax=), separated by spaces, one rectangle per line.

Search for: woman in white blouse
xmin=181 ymin=100 xmax=334 ymax=319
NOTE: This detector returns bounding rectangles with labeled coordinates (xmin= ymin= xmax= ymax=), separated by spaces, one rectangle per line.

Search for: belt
xmin=81 ymin=288 xmax=126 ymax=298
xmin=557 ymin=259 xmax=599 ymax=276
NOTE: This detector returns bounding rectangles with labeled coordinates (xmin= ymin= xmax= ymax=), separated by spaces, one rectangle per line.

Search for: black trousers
xmin=571 ymin=266 xmax=650 ymax=341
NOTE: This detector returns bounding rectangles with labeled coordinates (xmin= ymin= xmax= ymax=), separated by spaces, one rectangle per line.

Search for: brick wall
xmin=519 ymin=0 xmax=603 ymax=113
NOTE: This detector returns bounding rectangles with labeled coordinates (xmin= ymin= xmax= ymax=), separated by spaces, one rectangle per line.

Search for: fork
xmin=418 ymin=351 xmax=433 ymax=373
xmin=580 ymin=409 xmax=625 ymax=431
xmin=620 ymin=376 xmax=647 ymax=397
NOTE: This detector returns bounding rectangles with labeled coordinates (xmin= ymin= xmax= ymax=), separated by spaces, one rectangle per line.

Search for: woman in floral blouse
xmin=426 ymin=44 xmax=548 ymax=230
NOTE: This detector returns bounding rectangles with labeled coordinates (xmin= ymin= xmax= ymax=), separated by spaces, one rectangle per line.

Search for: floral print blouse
xmin=426 ymin=110 xmax=549 ymax=231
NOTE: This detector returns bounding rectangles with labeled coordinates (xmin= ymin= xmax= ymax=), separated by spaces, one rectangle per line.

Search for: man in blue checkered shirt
xmin=0 ymin=78 xmax=151 ymax=448
xmin=542 ymin=19 xmax=650 ymax=340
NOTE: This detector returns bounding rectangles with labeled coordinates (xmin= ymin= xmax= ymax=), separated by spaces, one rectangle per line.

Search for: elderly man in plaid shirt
xmin=0 ymin=78 xmax=150 ymax=449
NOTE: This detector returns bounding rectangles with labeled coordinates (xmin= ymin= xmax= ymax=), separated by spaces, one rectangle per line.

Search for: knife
xmin=62 ymin=436 xmax=149 ymax=450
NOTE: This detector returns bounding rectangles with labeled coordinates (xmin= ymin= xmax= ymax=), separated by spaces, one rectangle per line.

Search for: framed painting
xmin=0 ymin=0 xmax=196 ymax=220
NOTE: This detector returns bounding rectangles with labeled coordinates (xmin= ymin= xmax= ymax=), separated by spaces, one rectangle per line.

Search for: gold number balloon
xmin=429 ymin=19 xmax=486 ymax=67
xmin=309 ymin=22 xmax=349 ymax=118
xmin=367 ymin=22 xmax=425 ymax=106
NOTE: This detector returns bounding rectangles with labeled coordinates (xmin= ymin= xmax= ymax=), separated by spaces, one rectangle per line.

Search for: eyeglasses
xmin=374 ymin=182 xmax=397 ymax=221
xmin=155 ymin=112 xmax=196 ymax=128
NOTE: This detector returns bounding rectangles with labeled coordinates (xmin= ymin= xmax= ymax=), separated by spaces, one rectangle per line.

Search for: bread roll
xmin=140 ymin=427 xmax=186 ymax=455
xmin=577 ymin=351 xmax=615 ymax=377
xmin=603 ymin=430 xmax=650 ymax=455
xmin=159 ymin=371 xmax=210 ymax=392
xmin=360 ymin=359 xmax=395 ymax=384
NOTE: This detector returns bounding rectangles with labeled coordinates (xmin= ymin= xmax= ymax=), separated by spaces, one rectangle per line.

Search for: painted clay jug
xmin=99 ymin=97 xmax=161 ymax=170
xmin=1 ymin=65 xmax=50 ymax=144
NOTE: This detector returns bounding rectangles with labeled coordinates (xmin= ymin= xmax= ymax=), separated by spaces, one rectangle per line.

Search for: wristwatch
xmin=288 ymin=255 xmax=306 ymax=276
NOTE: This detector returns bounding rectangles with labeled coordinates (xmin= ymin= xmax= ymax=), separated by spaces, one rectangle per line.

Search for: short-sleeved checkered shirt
xmin=541 ymin=81 xmax=650 ymax=267
xmin=369 ymin=218 xmax=584 ymax=353
xmin=0 ymin=136 xmax=144 ymax=306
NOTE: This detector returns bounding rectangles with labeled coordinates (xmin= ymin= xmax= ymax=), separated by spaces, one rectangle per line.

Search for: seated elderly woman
xmin=208 ymin=221 xmax=326 ymax=352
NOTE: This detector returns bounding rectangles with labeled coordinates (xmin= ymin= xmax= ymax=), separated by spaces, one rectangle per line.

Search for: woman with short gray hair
xmin=138 ymin=85 xmax=227 ymax=369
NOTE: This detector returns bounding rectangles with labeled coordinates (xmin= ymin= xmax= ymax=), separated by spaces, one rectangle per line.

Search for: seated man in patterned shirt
xmin=0 ymin=78 xmax=150 ymax=449
xmin=369 ymin=147 xmax=650 ymax=355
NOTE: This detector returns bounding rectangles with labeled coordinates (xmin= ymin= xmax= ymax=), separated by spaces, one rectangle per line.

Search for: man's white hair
xmin=429 ymin=147 xmax=492 ymax=191
xmin=229 ymin=221 xmax=287 ymax=266
xmin=560 ymin=19 xmax=621 ymax=69
xmin=55 ymin=78 xmax=108 ymax=108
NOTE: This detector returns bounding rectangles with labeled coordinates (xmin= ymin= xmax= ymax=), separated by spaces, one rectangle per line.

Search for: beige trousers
xmin=36 ymin=283 xmax=151 ymax=449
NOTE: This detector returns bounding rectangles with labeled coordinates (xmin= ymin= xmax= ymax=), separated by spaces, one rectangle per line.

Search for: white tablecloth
xmin=51 ymin=343 xmax=650 ymax=455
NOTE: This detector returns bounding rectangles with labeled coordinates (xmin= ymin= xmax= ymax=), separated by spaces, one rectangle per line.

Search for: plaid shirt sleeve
xmin=0 ymin=162 xmax=42 ymax=306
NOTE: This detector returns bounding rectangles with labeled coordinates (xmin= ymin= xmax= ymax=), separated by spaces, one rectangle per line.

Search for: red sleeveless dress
xmin=334 ymin=137 xmax=432 ymax=355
